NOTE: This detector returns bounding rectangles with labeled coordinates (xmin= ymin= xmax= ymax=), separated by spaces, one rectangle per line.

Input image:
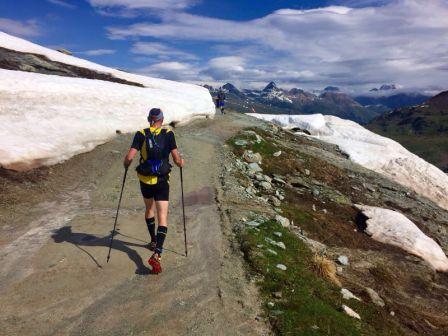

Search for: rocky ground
xmin=1 ymin=111 xmax=447 ymax=335
xmin=219 ymin=117 xmax=448 ymax=335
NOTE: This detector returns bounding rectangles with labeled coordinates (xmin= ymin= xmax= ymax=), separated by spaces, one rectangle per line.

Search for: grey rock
xmin=337 ymin=255 xmax=349 ymax=266
xmin=341 ymin=288 xmax=362 ymax=301
xmin=243 ymin=150 xmax=262 ymax=164
xmin=275 ymin=215 xmax=290 ymax=228
xmin=342 ymin=305 xmax=361 ymax=319
xmin=259 ymin=181 xmax=272 ymax=190
xmin=312 ymin=188 xmax=320 ymax=197
xmin=235 ymin=139 xmax=248 ymax=146
xmin=270 ymin=196 xmax=281 ymax=207
xmin=366 ymin=288 xmax=385 ymax=307
xmin=267 ymin=302 xmax=275 ymax=308
xmin=267 ymin=249 xmax=278 ymax=256
xmin=246 ymin=221 xmax=260 ymax=227
xmin=273 ymin=291 xmax=283 ymax=299
xmin=247 ymin=163 xmax=263 ymax=173
xmin=276 ymin=242 xmax=286 ymax=250
xmin=273 ymin=231 xmax=282 ymax=238
xmin=304 ymin=169 xmax=311 ymax=176
xmin=276 ymin=264 xmax=287 ymax=271
xmin=263 ymin=175 xmax=272 ymax=183
xmin=273 ymin=151 xmax=282 ymax=157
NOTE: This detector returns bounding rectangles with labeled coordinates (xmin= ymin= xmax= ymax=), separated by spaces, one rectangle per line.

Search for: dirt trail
xmin=0 ymin=113 xmax=270 ymax=336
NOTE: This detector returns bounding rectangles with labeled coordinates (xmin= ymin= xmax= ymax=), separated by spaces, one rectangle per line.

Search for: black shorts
xmin=140 ymin=180 xmax=170 ymax=201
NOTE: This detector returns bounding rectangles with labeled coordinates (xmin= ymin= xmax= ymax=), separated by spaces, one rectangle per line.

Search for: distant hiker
xmin=216 ymin=89 xmax=226 ymax=114
xmin=123 ymin=108 xmax=185 ymax=273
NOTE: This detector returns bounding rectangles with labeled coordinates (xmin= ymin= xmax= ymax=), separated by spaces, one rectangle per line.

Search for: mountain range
xmin=206 ymin=82 xmax=430 ymax=124
xmin=367 ymin=90 xmax=448 ymax=172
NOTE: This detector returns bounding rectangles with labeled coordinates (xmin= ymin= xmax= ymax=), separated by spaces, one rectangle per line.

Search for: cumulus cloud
xmin=131 ymin=41 xmax=197 ymax=60
xmin=108 ymin=0 xmax=448 ymax=91
xmin=78 ymin=49 xmax=116 ymax=56
xmin=0 ymin=18 xmax=41 ymax=37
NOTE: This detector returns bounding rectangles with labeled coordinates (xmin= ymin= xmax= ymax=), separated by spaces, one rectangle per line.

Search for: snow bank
xmin=0 ymin=33 xmax=215 ymax=170
xmin=355 ymin=205 xmax=448 ymax=272
xmin=248 ymin=113 xmax=448 ymax=212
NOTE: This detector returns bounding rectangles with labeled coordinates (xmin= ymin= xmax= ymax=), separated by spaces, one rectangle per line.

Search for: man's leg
xmin=144 ymin=197 xmax=156 ymax=244
xmin=154 ymin=200 xmax=169 ymax=255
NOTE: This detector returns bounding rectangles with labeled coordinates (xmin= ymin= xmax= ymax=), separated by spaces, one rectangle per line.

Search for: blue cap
xmin=148 ymin=108 xmax=164 ymax=122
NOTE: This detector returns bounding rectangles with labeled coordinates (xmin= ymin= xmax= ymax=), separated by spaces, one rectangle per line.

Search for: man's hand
xmin=124 ymin=148 xmax=138 ymax=169
xmin=171 ymin=148 xmax=185 ymax=168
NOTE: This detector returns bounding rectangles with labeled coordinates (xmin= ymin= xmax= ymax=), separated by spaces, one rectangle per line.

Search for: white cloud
xmin=106 ymin=0 xmax=448 ymax=91
xmin=79 ymin=49 xmax=116 ymax=56
xmin=137 ymin=61 xmax=200 ymax=81
xmin=87 ymin=0 xmax=198 ymax=15
xmin=47 ymin=0 xmax=76 ymax=9
xmin=131 ymin=41 xmax=197 ymax=60
xmin=0 ymin=18 xmax=41 ymax=37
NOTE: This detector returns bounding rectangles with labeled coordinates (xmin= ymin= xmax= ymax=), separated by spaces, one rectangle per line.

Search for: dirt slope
xmin=0 ymin=113 xmax=270 ymax=336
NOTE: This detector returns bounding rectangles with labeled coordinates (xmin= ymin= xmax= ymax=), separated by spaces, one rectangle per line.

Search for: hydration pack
xmin=136 ymin=128 xmax=172 ymax=177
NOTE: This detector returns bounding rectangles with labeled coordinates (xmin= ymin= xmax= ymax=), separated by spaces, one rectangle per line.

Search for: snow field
xmin=248 ymin=113 xmax=448 ymax=212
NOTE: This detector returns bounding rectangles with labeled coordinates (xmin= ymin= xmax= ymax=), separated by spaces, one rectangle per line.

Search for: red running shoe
xmin=148 ymin=253 xmax=162 ymax=274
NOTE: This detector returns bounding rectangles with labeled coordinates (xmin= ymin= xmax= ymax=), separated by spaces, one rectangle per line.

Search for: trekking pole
xmin=180 ymin=167 xmax=188 ymax=257
xmin=106 ymin=167 xmax=128 ymax=263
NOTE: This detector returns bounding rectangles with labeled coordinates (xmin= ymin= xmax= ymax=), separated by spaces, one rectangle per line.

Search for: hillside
xmin=367 ymin=91 xmax=448 ymax=172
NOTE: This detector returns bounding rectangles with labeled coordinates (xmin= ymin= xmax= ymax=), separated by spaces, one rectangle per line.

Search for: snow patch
xmin=247 ymin=113 xmax=448 ymax=212
xmin=355 ymin=205 xmax=448 ymax=272
xmin=0 ymin=33 xmax=215 ymax=170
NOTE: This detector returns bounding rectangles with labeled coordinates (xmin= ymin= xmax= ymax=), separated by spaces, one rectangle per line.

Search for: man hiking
xmin=216 ymin=88 xmax=226 ymax=114
xmin=123 ymin=108 xmax=184 ymax=274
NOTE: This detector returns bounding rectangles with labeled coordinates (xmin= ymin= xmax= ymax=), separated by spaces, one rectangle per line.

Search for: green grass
xmin=239 ymin=220 xmax=405 ymax=336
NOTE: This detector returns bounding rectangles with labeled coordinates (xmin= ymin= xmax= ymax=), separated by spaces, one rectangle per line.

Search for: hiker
xmin=216 ymin=89 xmax=226 ymax=114
xmin=123 ymin=108 xmax=184 ymax=273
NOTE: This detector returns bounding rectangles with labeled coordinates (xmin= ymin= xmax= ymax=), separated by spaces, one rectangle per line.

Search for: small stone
xmin=312 ymin=188 xmax=320 ymax=197
xmin=312 ymin=204 xmax=317 ymax=212
xmin=270 ymin=197 xmax=281 ymax=207
xmin=341 ymin=288 xmax=362 ymax=301
xmin=235 ymin=139 xmax=248 ymax=146
xmin=273 ymin=291 xmax=282 ymax=299
xmin=275 ymin=215 xmax=290 ymax=228
xmin=263 ymin=175 xmax=272 ymax=183
xmin=255 ymin=315 xmax=263 ymax=322
xmin=243 ymin=150 xmax=262 ymax=164
xmin=273 ymin=177 xmax=286 ymax=184
xmin=342 ymin=305 xmax=361 ymax=320
xmin=336 ymin=266 xmax=343 ymax=275
xmin=390 ymin=311 xmax=395 ymax=317
xmin=256 ymin=244 xmax=264 ymax=248
xmin=267 ymin=302 xmax=275 ymax=308
xmin=304 ymin=169 xmax=310 ymax=176
xmin=337 ymin=255 xmax=349 ymax=266
xmin=276 ymin=242 xmax=286 ymax=250
xmin=267 ymin=249 xmax=278 ymax=256
xmin=323 ymin=209 xmax=328 ymax=214
xmin=273 ymin=151 xmax=282 ymax=157
xmin=366 ymin=287 xmax=385 ymax=307
xmin=273 ymin=231 xmax=282 ymax=238
xmin=276 ymin=264 xmax=287 ymax=271
xmin=259 ymin=181 xmax=272 ymax=190
xmin=246 ymin=221 xmax=260 ymax=227
xmin=111 ymin=150 xmax=120 ymax=154
xmin=248 ymin=162 xmax=263 ymax=173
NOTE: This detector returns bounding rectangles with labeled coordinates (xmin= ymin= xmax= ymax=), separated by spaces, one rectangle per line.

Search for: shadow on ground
xmin=51 ymin=226 xmax=151 ymax=275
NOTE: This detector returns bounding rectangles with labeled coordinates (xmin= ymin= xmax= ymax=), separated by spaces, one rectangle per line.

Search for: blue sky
xmin=1 ymin=0 xmax=447 ymax=93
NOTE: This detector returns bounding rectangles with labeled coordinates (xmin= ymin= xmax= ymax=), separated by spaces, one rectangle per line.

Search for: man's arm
xmin=123 ymin=148 xmax=138 ymax=168
xmin=171 ymin=148 xmax=185 ymax=168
